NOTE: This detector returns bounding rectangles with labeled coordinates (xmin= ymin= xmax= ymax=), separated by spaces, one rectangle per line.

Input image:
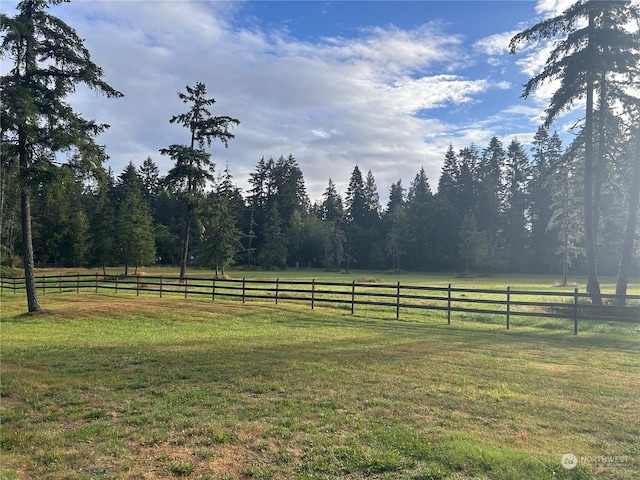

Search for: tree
xmin=615 ymin=131 xmax=640 ymax=304
xmin=437 ymin=143 xmax=459 ymax=203
xmin=160 ymin=82 xmax=239 ymax=280
xmin=258 ymin=202 xmax=287 ymax=270
xmin=89 ymin=188 xmax=115 ymax=274
xmin=138 ymin=156 xmax=161 ymax=206
xmin=510 ymin=0 xmax=640 ymax=303
xmin=319 ymin=179 xmax=345 ymax=269
xmin=345 ymin=166 xmax=366 ymax=225
xmin=405 ymin=167 xmax=434 ymax=270
xmin=547 ymin=148 xmax=584 ymax=285
xmin=115 ymin=163 xmax=155 ymax=275
xmin=1 ymin=0 xmax=123 ymax=311
xmin=458 ymin=212 xmax=487 ymax=275
xmin=201 ymin=165 xmax=243 ymax=275
xmin=385 ymin=205 xmax=407 ymax=270
xmin=477 ymin=136 xmax=506 ymax=266
xmin=529 ymin=127 xmax=564 ymax=271
xmin=502 ymin=139 xmax=532 ymax=271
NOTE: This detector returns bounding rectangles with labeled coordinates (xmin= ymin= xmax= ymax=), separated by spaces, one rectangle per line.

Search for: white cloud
xmin=535 ymin=0 xmax=575 ymax=16
xmin=2 ymin=1 xmax=544 ymax=203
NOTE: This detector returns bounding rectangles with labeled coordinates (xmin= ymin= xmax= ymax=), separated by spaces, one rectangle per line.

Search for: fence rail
xmin=2 ymin=273 xmax=639 ymax=334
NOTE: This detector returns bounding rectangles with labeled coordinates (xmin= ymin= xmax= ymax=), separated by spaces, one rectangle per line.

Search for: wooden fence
xmin=1 ymin=273 xmax=639 ymax=334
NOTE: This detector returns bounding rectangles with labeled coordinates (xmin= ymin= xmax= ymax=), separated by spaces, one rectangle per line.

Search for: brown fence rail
xmin=2 ymin=273 xmax=639 ymax=334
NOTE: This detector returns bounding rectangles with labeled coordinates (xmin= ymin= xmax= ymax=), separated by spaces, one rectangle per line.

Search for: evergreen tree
xmin=405 ymin=167 xmax=434 ymax=270
xmin=385 ymin=204 xmax=407 ymax=270
xmin=115 ymin=163 xmax=155 ymax=275
xmin=458 ymin=212 xmax=487 ymax=274
xmin=510 ymin=0 xmax=640 ymax=302
xmin=0 ymin=148 xmax=20 ymax=266
xmin=138 ymin=156 xmax=161 ymax=206
xmin=319 ymin=179 xmax=345 ymax=269
xmin=89 ymin=188 xmax=115 ymax=274
xmin=477 ymin=136 xmax=506 ymax=267
xmin=272 ymin=154 xmax=308 ymax=224
xmin=200 ymin=164 xmax=243 ymax=275
xmin=438 ymin=143 xmax=459 ymax=203
xmin=386 ymin=180 xmax=405 ymax=214
xmin=258 ymin=202 xmax=287 ymax=270
xmin=160 ymin=82 xmax=239 ymax=280
xmin=1 ymin=0 xmax=123 ymax=311
xmin=547 ymin=150 xmax=584 ymax=285
xmin=529 ymin=126 xmax=563 ymax=272
xmin=345 ymin=166 xmax=366 ymax=225
xmin=503 ymin=139 xmax=532 ymax=272
xmin=456 ymin=144 xmax=480 ymax=216
xmin=319 ymin=178 xmax=344 ymax=223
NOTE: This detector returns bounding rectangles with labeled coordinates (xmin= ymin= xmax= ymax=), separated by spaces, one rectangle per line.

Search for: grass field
xmin=1 ymin=271 xmax=639 ymax=479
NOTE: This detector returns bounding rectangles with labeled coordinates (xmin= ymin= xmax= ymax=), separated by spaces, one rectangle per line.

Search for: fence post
xmin=574 ymin=287 xmax=579 ymax=335
xmin=351 ymin=280 xmax=355 ymax=314
xmin=136 ymin=274 xmax=140 ymax=297
xmin=160 ymin=275 xmax=163 ymax=298
xmin=184 ymin=276 xmax=188 ymax=299
xmin=275 ymin=278 xmax=279 ymax=305
xmin=58 ymin=274 xmax=62 ymax=294
xmin=76 ymin=273 xmax=80 ymax=294
xmin=42 ymin=274 xmax=46 ymax=295
xmin=311 ymin=279 xmax=315 ymax=310
xmin=211 ymin=276 xmax=215 ymax=302
xmin=115 ymin=275 xmax=118 ymax=294
xmin=95 ymin=273 xmax=98 ymax=294
xmin=242 ymin=278 xmax=246 ymax=303
xmin=447 ymin=284 xmax=452 ymax=325
xmin=396 ymin=282 xmax=401 ymax=319
xmin=506 ymin=286 xmax=511 ymax=330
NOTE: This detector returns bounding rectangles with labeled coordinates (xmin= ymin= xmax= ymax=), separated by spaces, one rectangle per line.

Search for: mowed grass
xmin=1 ymin=290 xmax=639 ymax=479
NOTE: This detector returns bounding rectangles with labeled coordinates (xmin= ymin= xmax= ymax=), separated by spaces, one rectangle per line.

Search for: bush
xmin=0 ymin=265 xmax=21 ymax=278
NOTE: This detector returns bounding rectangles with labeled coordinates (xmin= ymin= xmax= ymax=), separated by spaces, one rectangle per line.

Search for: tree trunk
xmin=615 ymin=131 xmax=640 ymax=305
xmin=21 ymin=186 xmax=40 ymax=313
xmin=584 ymin=10 xmax=602 ymax=305
xmin=180 ymin=205 xmax=192 ymax=280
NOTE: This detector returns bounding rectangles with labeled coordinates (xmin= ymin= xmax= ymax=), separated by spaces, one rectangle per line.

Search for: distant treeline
xmin=1 ymin=127 xmax=637 ymax=276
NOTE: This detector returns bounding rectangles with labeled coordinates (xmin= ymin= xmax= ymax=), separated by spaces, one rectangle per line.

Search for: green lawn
xmin=1 ymin=289 xmax=638 ymax=479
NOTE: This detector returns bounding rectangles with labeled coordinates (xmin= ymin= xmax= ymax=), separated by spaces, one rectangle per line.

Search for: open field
xmin=1 ymin=281 xmax=639 ymax=479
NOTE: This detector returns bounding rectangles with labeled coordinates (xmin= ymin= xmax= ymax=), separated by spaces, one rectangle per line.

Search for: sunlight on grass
xmin=1 ymin=291 xmax=638 ymax=479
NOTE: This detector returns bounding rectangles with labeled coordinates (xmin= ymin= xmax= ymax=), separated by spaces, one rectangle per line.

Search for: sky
xmin=1 ymin=0 xmax=578 ymax=204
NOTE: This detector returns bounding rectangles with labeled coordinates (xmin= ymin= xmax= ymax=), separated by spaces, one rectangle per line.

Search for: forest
xmin=1 ymin=0 xmax=640 ymax=314
xmin=1 ymin=126 xmax=637 ymax=278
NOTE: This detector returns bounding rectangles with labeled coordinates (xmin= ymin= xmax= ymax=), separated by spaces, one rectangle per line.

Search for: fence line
xmin=2 ymin=273 xmax=639 ymax=334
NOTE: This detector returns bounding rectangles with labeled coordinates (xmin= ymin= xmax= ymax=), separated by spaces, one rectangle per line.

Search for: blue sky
xmin=1 ymin=0 xmax=576 ymax=204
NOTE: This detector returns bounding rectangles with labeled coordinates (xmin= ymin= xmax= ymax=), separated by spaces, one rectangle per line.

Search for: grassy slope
xmin=1 ymin=291 xmax=639 ymax=479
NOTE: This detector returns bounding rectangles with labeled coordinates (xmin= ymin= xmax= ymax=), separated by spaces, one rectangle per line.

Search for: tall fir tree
xmin=1 ymin=0 xmax=123 ymax=311
xmin=160 ymin=82 xmax=239 ymax=280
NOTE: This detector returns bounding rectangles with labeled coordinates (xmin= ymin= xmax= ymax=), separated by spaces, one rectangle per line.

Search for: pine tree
xmin=405 ymin=167 xmax=434 ymax=270
xmin=477 ymin=137 xmax=506 ymax=266
xmin=258 ymin=202 xmax=287 ymax=270
xmin=1 ymin=0 xmax=123 ymax=311
xmin=510 ymin=0 xmax=640 ymax=302
xmin=160 ymin=82 xmax=239 ymax=280
xmin=201 ymin=165 xmax=243 ymax=275
xmin=503 ymin=139 xmax=532 ymax=272
xmin=115 ymin=163 xmax=155 ymax=275
xmin=529 ymin=127 xmax=564 ymax=271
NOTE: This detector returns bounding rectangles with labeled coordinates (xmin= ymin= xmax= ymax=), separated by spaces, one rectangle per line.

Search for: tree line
xmin=2 ymin=0 xmax=639 ymax=313
xmin=1 ymin=128 xmax=638 ymax=280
